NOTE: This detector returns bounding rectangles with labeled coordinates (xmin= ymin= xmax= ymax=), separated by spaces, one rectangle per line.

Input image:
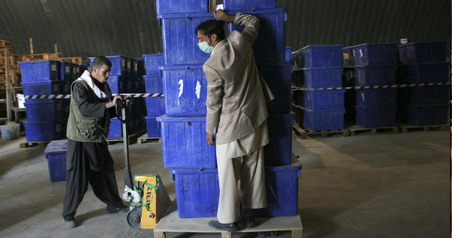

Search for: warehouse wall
xmin=0 ymin=0 xmax=449 ymax=59
xmin=279 ymin=0 xmax=451 ymax=50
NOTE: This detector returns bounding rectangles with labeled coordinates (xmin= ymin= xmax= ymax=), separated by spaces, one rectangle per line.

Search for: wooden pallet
xmin=19 ymin=141 xmax=49 ymax=148
xmin=398 ymin=124 xmax=448 ymax=133
xmin=292 ymin=122 xmax=347 ymax=139
xmin=21 ymin=53 xmax=60 ymax=62
xmin=344 ymin=125 xmax=399 ymax=136
xmin=153 ymin=210 xmax=303 ymax=238
xmin=58 ymin=57 xmax=83 ymax=64
xmin=0 ymin=40 xmax=11 ymax=48
xmin=136 ymin=136 xmax=160 ymax=144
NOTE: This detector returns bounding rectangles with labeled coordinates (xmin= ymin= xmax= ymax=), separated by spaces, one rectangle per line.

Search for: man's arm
xmin=73 ymin=82 xmax=108 ymax=118
xmin=203 ymin=64 xmax=224 ymax=145
xmin=214 ymin=10 xmax=260 ymax=45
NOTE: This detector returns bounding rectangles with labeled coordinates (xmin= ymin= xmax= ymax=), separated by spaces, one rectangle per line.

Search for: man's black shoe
xmin=106 ymin=205 xmax=129 ymax=214
xmin=239 ymin=216 xmax=256 ymax=228
xmin=208 ymin=220 xmax=241 ymax=232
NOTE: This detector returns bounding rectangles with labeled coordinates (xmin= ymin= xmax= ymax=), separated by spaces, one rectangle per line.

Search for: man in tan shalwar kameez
xmin=196 ymin=10 xmax=274 ymax=231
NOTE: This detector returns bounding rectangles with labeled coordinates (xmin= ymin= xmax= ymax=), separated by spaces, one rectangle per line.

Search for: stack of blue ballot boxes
xmin=44 ymin=139 xmax=68 ymax=182
xmin=397 ymin=41 xmax=449 ymax=126
xmin=155 ymin=0 xmax=302 ymax=219
xmin=88 ymin=56 xmax=146 ymax=138
xmin=343 ymin=43 xmax=399 ymax=128
xmin=20 ymin=60 xmax=74 ymax=141
xmin=142 ymin=54 xmax=165 ymax=137
xmin=291 ymin=45 xmax=345 ymax=131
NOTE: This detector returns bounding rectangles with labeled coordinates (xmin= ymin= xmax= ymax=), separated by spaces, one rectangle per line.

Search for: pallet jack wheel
xmin=127 ymin=209 xmax=142 ymax=228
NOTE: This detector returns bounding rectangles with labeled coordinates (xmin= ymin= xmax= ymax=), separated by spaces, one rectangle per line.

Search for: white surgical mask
xmin=198 ymin=37 xmax=214 ymax=54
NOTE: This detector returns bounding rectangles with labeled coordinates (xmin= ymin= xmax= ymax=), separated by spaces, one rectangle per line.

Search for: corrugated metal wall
xmin=279 ymin=0 xmax=450 ymax=50
xmin=0 ymin=0 xmax=449 ymax=59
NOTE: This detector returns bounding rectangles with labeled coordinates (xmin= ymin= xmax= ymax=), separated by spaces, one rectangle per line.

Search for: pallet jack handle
xmin=115 ymin=97 xmax=140 ymax=203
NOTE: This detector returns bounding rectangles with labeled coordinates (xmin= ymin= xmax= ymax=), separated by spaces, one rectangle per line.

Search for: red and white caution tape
xmin=24 ymin=93 xmax=164 ymax=99
xmin=292 ymin=82 xmax=450 ymax=91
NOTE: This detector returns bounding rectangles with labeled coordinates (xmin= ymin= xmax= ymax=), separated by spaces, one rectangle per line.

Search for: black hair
xmin=195 ymin=20 xmax=225 ymax=41
xmin=92 ymin=56 xmax=112 ymax=70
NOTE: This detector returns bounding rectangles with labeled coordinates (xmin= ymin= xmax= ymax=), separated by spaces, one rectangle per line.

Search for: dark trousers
xmin=62 ymin=140 xmax=123 ymax=221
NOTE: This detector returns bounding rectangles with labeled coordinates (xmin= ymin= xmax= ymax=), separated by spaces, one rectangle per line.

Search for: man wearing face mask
xmin=62 ymin=56 xmax=128 ymax=228
xmin=196 ymin=10 xmax=274 ymax=231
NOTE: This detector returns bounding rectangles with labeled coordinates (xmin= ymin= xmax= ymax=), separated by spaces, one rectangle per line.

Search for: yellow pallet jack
xmin=115 ymin=96 xmax=171 ymax=229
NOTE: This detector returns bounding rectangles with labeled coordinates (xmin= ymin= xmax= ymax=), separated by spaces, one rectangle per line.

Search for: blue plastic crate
xmin=257 ymin=61 xmax=292 ymax=114
xmin=161 ymin=65 xmax=207 ymax=116
xmin=24 ymin=99 xmax=68 ymax=122
xmin=107 ymin=76 xmax=126 ymax=94
xmin=228 ymin=8 xmax=287 ymax=63
xmin=72 ymin=64 xmax=82 ymax=81
xmin=405 ymin=86 xmax=449 ymax=105
xmin=356 ymin=106 xmax=397 ymax=128
xmin=299 ymin=67 xmax=343 ymax=88
xmin=342 ymin=46 xmax=355 ymax=67
xmin=79 ymin=63 xmax=89 ymax=73
xmin=133 ymin=97 xmax=147 ymax=116
xmin=302 ymin=109 xmax=345 ymax=131
xmin=223 ymin=0 xmax=276 ymax=10
xmin=60 ymin=61 xmax=73 ymax=81
xmin=398 ymin=42 xmax=447 ymax=64
xmin=253 ymin=162 xmax=302 ymax=217
xmin=157 ymin=116 xmax=216 ymax=169
xmin=295 ymin=45 xmax=343 ymax=68
xmin=107 ymin=117 xmax=135 ymax=138
xmin=406 ymin=104 xmax=448 ymax=126
xmin=21 ymin=81 xmax=64 ymax=96
xmin=131 ymin=78 xmax=146 ymax=93
xmin=144 ymin=75 xmax=163 ymax=93
xmin=171 ymin=168 xmax=220 ymax=218
xmin=285 ymin=46 xmax=293 ymax=62
xmin=143 ymin=54 xmax=164 ymax=76
xmin=159 ymin=13 xmax=213 ymax=65
xmin=300 ymin=89 xmax=345 ymax=110
xmin=44 ymin=145 xmax=67 ymax=182
xmin=171 ymin=161 xmax=303 ymax=218
xmin=354 ymin=65 xmax=397 ymax=86
xmin=23 ymin=120 xmax=66 ymax=141
xmin=126 ymin=57 xmax=138 ymax=78
xmin=145 ymin=116 xmax=161 ymax=138
xmin=145 ymin=97 xmax=165 ymax=117
xmin=355 ymin=88 xmax=397 ymax=108
xmin=349 ymin=43 xmax=398 ymax=66
xmin=134 ymin=58 xmax=145 ymax=77
xmin=19 ymin=60 xmax=60 ymax=83
xmin=156 ymin=0 xmax=209 ymax=15
xmin=264 ymin=114 xmax=294 ymax=166
xmin=47 ymin=139 xmax=68 ymax=147
xmin=406 ymin=63 xmax=449 ymax=83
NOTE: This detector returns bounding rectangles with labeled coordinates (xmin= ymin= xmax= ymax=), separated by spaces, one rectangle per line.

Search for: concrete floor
xmin=0 ymin=129 xmax=449 ymax=238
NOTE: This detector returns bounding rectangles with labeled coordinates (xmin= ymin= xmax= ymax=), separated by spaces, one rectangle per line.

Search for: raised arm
xmin=213 ymin=10 xmax=260 ymax=44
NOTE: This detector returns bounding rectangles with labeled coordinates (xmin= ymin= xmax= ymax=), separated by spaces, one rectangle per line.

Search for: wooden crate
xmin=0 ymin=40 xmax=11 ymax=48
xmin=21 ymin=53 xmax=60 ymax=62
xmin=0 ymin=56 xmax=15 ymax=66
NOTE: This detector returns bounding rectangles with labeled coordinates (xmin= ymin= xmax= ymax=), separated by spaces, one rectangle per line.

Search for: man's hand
xmin=206 ymin=134 xmax=215 ymax=146
xmin=106 ymin=95 xmax=121 ymax=108
xmin=213 ymin=10 xmax=235 ymax=22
